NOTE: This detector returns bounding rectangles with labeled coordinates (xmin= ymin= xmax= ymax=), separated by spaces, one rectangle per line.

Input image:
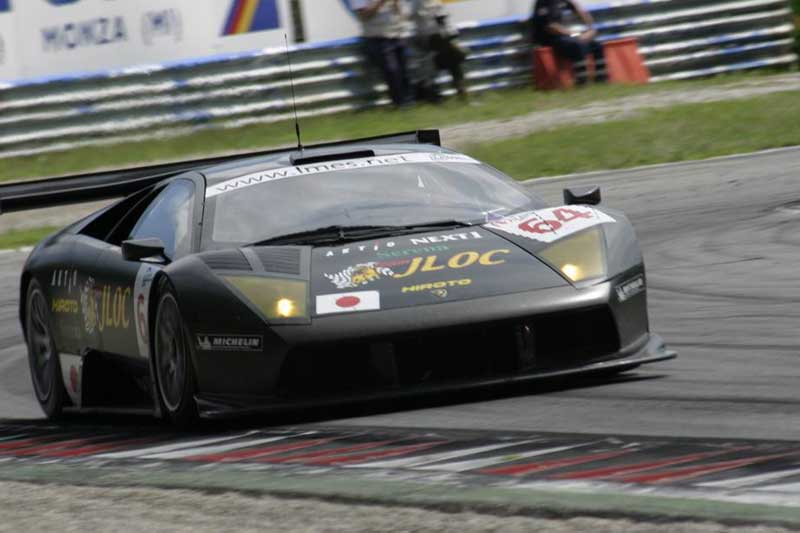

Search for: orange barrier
xmin=532 ymin=38 xmax=648 ymax=90
xmin=603 ymin=38 xmax=650 ymax=84
xmin=532 ymin=47 xmax=595 ymax=90
xmin=533 ymin=47 xmax=573 ymax=90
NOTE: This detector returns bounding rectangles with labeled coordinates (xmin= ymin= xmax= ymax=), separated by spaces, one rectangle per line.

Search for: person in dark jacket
xmin=409 ymin=0 xmax=468 ymax=102
xmin=531 ymin=0 xmax=606 ymax=83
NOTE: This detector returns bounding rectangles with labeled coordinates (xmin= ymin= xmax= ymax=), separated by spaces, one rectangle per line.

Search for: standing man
xmin=531 ymin=0 xmax=606 ymax=83
xmin=352 ymin=0 xmax=413 ymax=106
xmin=410 ymin=0 xmax=468 ymax=101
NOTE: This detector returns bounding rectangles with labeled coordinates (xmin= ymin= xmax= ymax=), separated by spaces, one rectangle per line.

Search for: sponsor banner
xmin=323 ymin=248 xmax=508 ymax=290
xmin=3 ymin=0 xmax=292 ymax=81
xmin=0 ymin=1 xmax=16 ymax=80
xmin=79 ymin=277 xmax=132 ymax=335
xmin=206 ymin=152 xmax=481 ymax=198
xmin=616 ymin=274 xmax=645 ymax=302
xmin=316 ymin=290 xmax=380 ymax=314
xmin=401 ymin=278 xmax=472 ymax=298
xmin=50 ymin=268 xmax=79 ymax=292
xmin=134 ymin=264 xmax=162 ymax=359
xmin=51 ymin=298 xmax=79 ymax=314
xmin=58 ymin=353 xmax=83 ymax=408
xmin=197 ymin=334 xmax=264 ymax=352
xmin=484 ymin=206 xmax=616 ymax=244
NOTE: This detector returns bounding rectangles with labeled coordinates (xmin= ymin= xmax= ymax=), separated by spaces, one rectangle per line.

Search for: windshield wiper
xmin=249 ymin=220 xmax=474 ymax=247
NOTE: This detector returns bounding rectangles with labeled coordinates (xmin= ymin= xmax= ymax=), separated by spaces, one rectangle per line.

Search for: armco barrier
xmin=0 ymin=0 xmax=796 ymax=160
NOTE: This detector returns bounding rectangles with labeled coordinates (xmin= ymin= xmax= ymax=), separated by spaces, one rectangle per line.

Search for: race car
xmin=8 ymin=130 xmax=675 ymax=424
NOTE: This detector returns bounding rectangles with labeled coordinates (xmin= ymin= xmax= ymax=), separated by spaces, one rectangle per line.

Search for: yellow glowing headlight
xmin=222 ymin=276 xmax=308 ymax=321
xmin=276 ymin=298 xmax=296 ymax=318
xmin=537 ymin=228 xmax=607 ymax=283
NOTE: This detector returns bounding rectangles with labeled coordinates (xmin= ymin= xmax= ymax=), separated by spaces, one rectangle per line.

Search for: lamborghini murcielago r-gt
xmin=13 ymin=131 xmax=675 ymax=424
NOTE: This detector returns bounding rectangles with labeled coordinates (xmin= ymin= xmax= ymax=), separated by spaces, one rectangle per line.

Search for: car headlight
xmin=222 ymin=276 xmax=309 ymax=322
xmin=537 ymin=228 xmax=607 ymax=283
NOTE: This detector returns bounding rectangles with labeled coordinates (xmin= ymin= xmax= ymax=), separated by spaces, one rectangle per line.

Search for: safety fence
xmin=0 ymin=0 xmax=796 ymax=160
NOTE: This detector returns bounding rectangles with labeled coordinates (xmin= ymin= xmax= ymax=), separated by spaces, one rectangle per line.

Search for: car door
xmin=70 ymin=186 xmax=157 ymax=357
xmin=93 ymin=178 xmax=199 ymax=361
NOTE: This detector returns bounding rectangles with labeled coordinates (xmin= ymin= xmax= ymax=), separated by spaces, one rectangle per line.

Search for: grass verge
xmin=0 ymin=227 xmax=59 ymax=250
xmin=0 ymin=71 xmax=787 ymax=182
xmin=468 ymin=90 xmax=800 ymax=179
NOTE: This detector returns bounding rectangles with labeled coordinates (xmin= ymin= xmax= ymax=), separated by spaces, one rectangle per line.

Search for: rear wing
xmin=0 ymin=130 xmax=441 ymax=213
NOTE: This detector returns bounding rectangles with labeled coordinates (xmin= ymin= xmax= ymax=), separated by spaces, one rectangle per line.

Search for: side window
xmin=80 ymin=186 xmax=155 ymax=242
xmin=129 ymin=180 xmax=195 ymax=259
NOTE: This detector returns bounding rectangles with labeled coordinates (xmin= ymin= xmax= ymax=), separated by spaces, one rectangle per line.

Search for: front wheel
xmin=153 ymin=282 xmax=198 ymax=426
xmin=25 ymin=279 xmax=67 ymax=419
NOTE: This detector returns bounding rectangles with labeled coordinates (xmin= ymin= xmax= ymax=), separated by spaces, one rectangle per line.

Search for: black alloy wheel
xmin=154 ymin=283 xmax=197 ymax=425
xmin=25 ymin=280 xmax=66 ymax=418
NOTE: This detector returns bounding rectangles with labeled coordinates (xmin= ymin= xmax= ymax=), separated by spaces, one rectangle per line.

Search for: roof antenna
xmin=284 ymin=34 xmax=303 ymax=152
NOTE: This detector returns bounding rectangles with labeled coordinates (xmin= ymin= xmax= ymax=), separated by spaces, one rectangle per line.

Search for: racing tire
xmin=153 ymin=280 xmax=198 ymax=426
xmin=25 ymin=279 xmax=67 ymax=419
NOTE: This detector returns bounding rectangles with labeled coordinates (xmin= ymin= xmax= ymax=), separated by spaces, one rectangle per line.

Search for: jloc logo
xmin=197 ymin=334 xmax=263 ymax=352
xmin=392 ymin=249 xmax=509 ymax=279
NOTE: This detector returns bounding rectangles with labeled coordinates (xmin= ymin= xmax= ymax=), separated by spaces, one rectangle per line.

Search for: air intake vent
xmin=201 ymin=250 xmax=252 ymax=271
xmin=254 ymin=247 xmax=301 ymax=275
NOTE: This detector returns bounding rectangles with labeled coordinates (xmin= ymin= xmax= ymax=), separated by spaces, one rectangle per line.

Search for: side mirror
xmin=122 ymin=238 xmax=168 ymax=263
xmin=564 ymin=186 xmax=601 ymax=206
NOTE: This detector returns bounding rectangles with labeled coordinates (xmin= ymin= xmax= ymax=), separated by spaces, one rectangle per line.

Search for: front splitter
xmin=195 ymin=333 xmax=676 ymax=419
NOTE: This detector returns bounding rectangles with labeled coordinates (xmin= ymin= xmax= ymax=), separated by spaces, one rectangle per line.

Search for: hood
xmin=311 ymin=227 xmax=566 ymax=316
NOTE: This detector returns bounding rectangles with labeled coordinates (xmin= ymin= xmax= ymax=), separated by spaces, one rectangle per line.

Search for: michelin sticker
xmin=616 ymin=275 xmax=645 ymax=303
xmin=484 ymin=206 xmax=615 ymax=244
xmin=206 ymin=152 xmax=481 ymax=198
xmin=197 ymin=335 xmax=263 ymax=352
xmin=134 ymin=264 xmax=162 ymax=359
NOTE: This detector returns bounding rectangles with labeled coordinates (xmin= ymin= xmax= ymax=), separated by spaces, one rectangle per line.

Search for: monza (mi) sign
xmin=1 ymin=0 xmax=292 ymax=81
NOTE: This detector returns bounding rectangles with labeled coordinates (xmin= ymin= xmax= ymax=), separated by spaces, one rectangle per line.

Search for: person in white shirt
xmin=351 ymin=0 xmax=413 ymax=106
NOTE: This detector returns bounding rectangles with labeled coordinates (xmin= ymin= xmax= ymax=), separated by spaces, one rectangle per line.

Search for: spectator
xmin=352 ymin=0 xmax=413 ymax=106
xmin=409 ymin=0 xmax=468 ymax=102
xmin=531 ymin=0 xmax=606 ymax=84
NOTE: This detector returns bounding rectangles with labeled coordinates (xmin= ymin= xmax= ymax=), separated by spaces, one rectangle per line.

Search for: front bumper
xmin=275 ymin=280 xmax=614 ymax=345
xmin=195 ymin=333 xmax=675 ymax=418
xmin=191 ymin=269 xmax=663 ymax=399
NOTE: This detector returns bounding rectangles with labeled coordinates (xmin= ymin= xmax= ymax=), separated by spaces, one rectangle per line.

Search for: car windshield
xmin=205 ymin=154 xmax=543 ymax=246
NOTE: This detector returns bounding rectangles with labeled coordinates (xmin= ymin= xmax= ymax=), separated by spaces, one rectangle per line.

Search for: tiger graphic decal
xmin=324 ymin=263 xmax=396 ymax=290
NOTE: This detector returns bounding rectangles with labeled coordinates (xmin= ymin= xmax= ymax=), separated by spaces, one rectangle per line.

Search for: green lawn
xmin=468 ymin=90 xmax=800 ymax=179
xmin=0 ymin=71 xmax=785 ymax=182
xmin=0 ymin=227 xmax=59 ymax=250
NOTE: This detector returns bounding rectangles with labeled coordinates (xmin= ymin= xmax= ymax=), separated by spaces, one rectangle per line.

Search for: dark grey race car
xmin=9 ymin=131 xmax=675 ymax=424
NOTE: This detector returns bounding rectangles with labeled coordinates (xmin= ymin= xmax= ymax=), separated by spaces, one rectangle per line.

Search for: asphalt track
xmin=0 ymin=146 xmax=799 ymax=441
